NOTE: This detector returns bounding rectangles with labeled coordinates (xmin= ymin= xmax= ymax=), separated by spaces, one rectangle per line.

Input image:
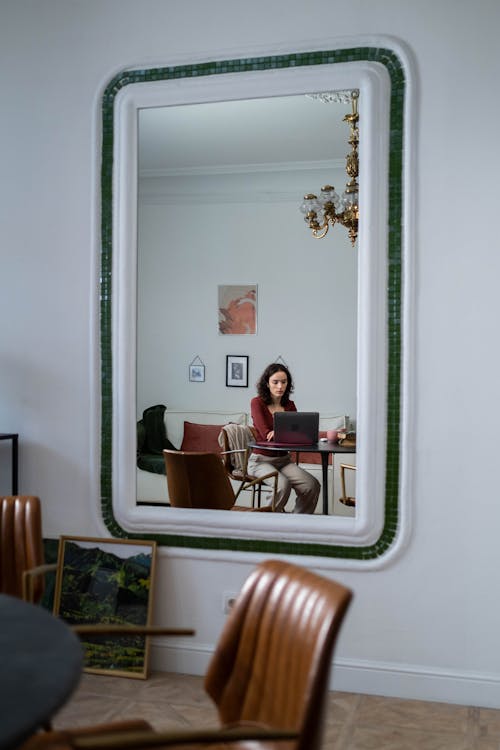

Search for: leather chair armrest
xmin=72 ymin=726 xmax=298 ymax=749
xmin=71 ymin=625 xmax=194 ymax=637
xmin=22 ymin=563 xmax=58 ymax=603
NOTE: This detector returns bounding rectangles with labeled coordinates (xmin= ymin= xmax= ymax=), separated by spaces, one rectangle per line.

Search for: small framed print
xmin=189 ymin=356 xmax=205 ymax=382
xmin=189 ymin=364 xmax=205 ymax=382
xmin=226 ymin=355 xmax=249 ymax=387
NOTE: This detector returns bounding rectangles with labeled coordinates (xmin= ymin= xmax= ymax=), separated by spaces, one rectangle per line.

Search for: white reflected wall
xmin=137 ymin=163 xmax=358 ymax=418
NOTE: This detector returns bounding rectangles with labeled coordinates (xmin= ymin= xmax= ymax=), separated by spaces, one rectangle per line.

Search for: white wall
xmin=2 ymin=0 xmax=500 ymax=707
xmin=137 ymin=167 xmax=357 ymax=418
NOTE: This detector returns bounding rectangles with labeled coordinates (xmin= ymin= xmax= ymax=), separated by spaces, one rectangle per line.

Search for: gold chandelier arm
xmin=312 ymin=224 xmax=330 ymax=239
xmin=301 ymin=88 xmax=359 ymax=244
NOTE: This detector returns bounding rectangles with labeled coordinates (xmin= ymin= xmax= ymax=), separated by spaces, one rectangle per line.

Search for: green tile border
xmin=100 ymin=47 xmax=405 ymax=559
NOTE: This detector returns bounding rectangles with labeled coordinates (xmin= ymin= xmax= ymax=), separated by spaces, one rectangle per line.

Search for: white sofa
xmin=136 ymin=408 xmax=355 ymax=515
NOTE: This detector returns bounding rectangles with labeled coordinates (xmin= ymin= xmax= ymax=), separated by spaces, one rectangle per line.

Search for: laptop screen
xmin=272 ymin=412 xmax=319 ymax=446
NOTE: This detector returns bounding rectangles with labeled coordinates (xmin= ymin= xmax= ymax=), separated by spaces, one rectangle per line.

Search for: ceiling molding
xmin=139 ymin=158 xmax=344 ymax=179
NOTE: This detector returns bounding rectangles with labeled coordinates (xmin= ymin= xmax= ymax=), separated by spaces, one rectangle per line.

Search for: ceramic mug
xmin=326 ymin=429 xmax=339 ymax=442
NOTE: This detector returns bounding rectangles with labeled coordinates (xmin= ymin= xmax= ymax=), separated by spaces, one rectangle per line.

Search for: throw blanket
xmin=218 ymin=423 xmax=254 ymax=475
xmin=137 ymin=404 xmax=176 ymax=475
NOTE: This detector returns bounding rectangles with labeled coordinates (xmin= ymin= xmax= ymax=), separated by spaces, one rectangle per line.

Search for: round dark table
xmin=0 ymin=594 xmax=83 ymax=749
xmin=249 ymin=440 xmax=356 ymax=514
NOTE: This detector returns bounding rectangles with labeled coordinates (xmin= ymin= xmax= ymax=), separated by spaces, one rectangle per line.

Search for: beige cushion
xmin=319 ymin=414 xmax=348 ymax=431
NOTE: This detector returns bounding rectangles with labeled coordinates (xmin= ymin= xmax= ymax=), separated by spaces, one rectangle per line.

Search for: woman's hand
xmin=266 ymin=430 xmax=274 ymax=441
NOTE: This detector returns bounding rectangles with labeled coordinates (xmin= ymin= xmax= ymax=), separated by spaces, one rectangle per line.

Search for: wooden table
xmin=249 ymin=440 xmax=356 ymax=515
xmin=0 ymin=594 xmax=83 ymax=749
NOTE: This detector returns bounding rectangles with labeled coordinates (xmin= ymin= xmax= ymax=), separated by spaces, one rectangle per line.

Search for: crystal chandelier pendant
xmin=320 ymin=185 xmax=341 ymax=211
xmin=300 ymin=90 xmax=359 ymax=246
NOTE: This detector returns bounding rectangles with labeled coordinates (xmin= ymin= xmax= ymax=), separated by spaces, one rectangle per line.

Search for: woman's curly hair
xmin=256 ymin=363 xmax=294 ymax=405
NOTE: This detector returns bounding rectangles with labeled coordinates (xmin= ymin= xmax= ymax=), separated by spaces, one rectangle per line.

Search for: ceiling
xmin=138 ymin=94 xmax=355 ymax=175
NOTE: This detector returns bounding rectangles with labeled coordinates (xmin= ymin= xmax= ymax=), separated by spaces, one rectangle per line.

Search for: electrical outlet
xmin=222 ymin=592 xmax=238 ymax=614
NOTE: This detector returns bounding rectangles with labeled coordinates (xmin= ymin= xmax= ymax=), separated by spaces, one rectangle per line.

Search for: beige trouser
xmin=247 ymin=453 xmax=320 ymax=513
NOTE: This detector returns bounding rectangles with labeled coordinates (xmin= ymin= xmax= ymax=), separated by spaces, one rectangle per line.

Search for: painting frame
xmin=218 ymin=284 xmax=257 ymax=335
xmin=53 ymin=536 xmax=157 ymax=679
xmin=189 ymin=364 xmax=205 ymax=382
xmin=226 ymin=355 xmax=249 ymax=387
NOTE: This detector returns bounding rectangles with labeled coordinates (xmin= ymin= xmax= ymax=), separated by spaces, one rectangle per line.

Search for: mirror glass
xmin=136 ymin=94 xmax=358 ymax=445
xmin=101 ymin=45 xmax=408 ymax=561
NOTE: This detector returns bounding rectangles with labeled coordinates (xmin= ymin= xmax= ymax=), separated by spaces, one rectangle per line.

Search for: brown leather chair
xmin=22 ymin=559 xmax=352 ymax=750
xmin=163 ymin=449 xmax=274 ymax=511
xmin=0 ymin=495 xmax=53 ymax=602
xmin=218 ymin=424 xmax=278 ymax=508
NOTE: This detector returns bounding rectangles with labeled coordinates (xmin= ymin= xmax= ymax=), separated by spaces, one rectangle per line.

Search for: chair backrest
xmin=204 ymin=559 xmax=352 ymax=750
xmin=163 ymin=450 xmax=236 ymax=509
xmin=218 ymin=423 xmax=256 ymax=476
xmin=0 ymin=496 xmax=45 ymax=601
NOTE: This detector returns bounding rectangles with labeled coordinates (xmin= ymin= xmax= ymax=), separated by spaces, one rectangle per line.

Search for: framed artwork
xmin=189 ymin=365 xmax=205 ymax=382
xmin=189 ymin=355 xmax=205 ymax=382
xmin=218 ymin=284 xmax=257 ymax=334
xmin=226 ymin=355 xmax=249 ymax=387
xmin=53 ymin=536 xmax=157 ymax=679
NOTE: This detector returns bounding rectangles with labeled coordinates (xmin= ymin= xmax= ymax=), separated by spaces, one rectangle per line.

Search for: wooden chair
xmin=0 ymin=495 xmax=55 ymax=603
xmin=218 ymin=423 xmax=278 ymax=508
xmin=163 ymin=449 xmax=276 ymax=511
xmin=339 ymin=463 xmax=357 ymax=507
xmin=21 ymin=559 xmax=352 ymax=750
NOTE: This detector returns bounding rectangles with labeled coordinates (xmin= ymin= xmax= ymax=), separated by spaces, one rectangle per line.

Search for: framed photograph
xmin=218 ymin=284 xmax=257 ymax=335
xmin=226 ymin=355 xmax=249 ymax=387
xmin=53 ymin=536 xmax=157 ymax=679
xmin=189 ymin=364 xmax=205 ymax=382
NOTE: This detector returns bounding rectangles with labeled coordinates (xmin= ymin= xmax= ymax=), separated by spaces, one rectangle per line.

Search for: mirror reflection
xmin=136 ymin=94 xmax=358 ymax=516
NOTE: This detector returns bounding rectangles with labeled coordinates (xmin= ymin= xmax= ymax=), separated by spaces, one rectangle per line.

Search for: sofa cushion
xmin=319 ymin=414 xmax=348 ymax=431
xmin=181 ymin=422 xmax=224 ymax=454
xmin=165 ymin=410 xmax=247 ymax=449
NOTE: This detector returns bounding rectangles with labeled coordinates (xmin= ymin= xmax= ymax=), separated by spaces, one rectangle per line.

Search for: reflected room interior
xmin=135 ymin=92 xmax=359 ymax=516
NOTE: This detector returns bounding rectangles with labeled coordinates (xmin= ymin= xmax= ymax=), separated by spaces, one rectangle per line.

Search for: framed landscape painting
xmin=53 ymin=536 xmax=157 ymax=679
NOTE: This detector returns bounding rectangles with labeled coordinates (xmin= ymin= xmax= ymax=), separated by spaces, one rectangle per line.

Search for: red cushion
xmin=180 ymin=422 xmax=223 ymax=453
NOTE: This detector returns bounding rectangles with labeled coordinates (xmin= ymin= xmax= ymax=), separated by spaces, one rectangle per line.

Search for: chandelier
xmin=300 ymin=90 xmax=359 ymax=246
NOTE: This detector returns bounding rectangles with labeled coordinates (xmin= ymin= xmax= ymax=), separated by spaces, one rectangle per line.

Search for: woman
xmin=248 ymin=363 xmax=320 ymax=513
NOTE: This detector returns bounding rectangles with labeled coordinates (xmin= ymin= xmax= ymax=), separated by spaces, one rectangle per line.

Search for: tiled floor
xmin=52 ymin=671 xmax=500 ymax=749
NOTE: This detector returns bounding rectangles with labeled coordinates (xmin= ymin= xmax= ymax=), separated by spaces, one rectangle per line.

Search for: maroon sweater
xmin=250 ymin=396 xmax=297 ymax=457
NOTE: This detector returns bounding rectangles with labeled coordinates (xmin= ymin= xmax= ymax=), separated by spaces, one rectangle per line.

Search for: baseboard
xmin=332 ymin=658 xmax=500 ymax=709
xmin=151 ymin=642 xmax=500 ymax=709
xmin=151 ymin=640 xmax=211 ymax=678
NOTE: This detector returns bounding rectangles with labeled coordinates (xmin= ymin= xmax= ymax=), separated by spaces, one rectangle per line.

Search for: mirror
xmin=136 ymin=94 xmax=358 ymax=445
xmin=100 ymin=42 xmax=411 ymax=563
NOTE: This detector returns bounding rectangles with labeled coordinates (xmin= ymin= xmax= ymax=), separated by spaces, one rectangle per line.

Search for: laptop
xmin=263 ymin=411 xmax=320 ymax=447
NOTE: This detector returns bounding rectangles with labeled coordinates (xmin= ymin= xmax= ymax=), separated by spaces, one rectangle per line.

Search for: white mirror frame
xmin=98 ymin=37 xmax=414 ymax=568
